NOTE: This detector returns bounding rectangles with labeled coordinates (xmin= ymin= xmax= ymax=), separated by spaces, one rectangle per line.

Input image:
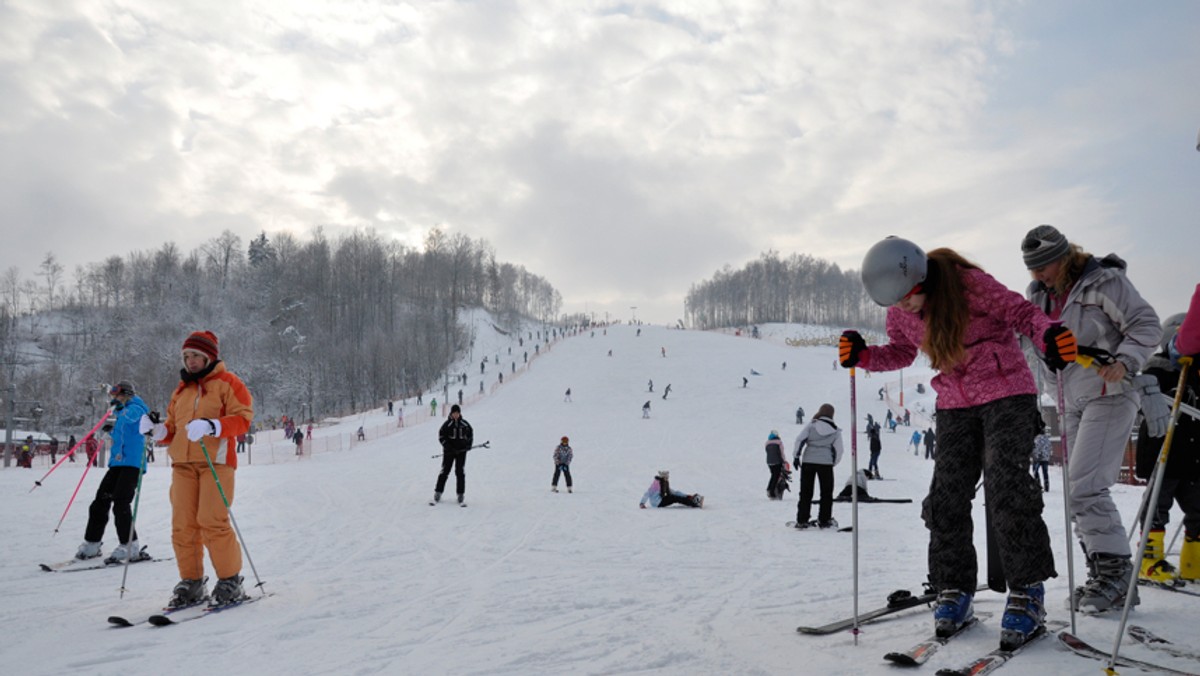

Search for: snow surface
xmin=2 ymin=322 xmax=1195 ymax=676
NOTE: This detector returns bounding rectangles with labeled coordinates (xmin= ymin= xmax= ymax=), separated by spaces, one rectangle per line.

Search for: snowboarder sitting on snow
xmin=552 ymin=436 xmax=574 ymax=493
xmin=638 ymin=470 xmax=703 ymax=508
xmin=834 ymin=469 xmax=872 ymax=502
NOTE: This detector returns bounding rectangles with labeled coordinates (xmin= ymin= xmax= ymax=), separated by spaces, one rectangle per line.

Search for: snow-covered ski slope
xmin=2 ymin=322 xmax=1195 ymax=675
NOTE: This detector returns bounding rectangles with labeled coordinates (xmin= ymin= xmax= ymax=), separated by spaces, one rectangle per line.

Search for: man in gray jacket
xmin=792 ymin=403 xmax=844 ymax=529
xmin=1022 ymin=225 xmax=1162 ymax=612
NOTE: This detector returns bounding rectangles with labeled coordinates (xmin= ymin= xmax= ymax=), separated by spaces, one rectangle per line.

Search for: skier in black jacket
xmin=433 ymin=404 xmax=474 ymax=505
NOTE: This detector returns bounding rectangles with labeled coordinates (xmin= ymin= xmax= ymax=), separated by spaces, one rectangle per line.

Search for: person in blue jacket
xmin=75 ymin=381 xmax=151 ymax=562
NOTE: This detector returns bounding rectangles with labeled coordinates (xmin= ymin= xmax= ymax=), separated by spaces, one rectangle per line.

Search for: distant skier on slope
xmin=551 ymin=436 xmax=573 ymax=493
xmin=432 ymin=404 xmax=473 ymax=506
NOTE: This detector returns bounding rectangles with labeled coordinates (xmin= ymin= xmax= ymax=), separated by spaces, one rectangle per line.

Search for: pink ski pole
xmin=52 ymin=440 xmax=102 ymax=535
xmin=30 ymin=411 xmax=112 ymax=493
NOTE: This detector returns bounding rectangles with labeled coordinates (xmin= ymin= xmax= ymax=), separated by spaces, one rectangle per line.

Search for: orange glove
xmin=839 ymin=330 xmax=866 ymax=368
xmin=1043 ymin=325 xmax=1077 ymax=371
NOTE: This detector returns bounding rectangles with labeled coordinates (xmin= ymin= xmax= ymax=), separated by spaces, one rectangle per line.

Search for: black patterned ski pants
xmin=923 ymin=394 xmax=1056 ymax=590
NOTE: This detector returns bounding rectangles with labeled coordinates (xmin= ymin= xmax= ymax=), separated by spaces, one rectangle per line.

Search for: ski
xmin=1058 ymin=630 xmax=1197 ymax=676
xmin=42 ymin=550 xmax=168 ymax=573
xmin=148 ymin=593 xmax=271 ymax=626
xmin=833 ymin=497 xmax=914 ymax=503
xmin=1128 ymin=625 xmax=1200 ymax=663
xmin=786 ymin=521 xmax=847 ymax=531
xmin=1139 ymin=579 xmax=1200 ymax=597
xmin=935 ymin=620 xmax=1066 ymax=676
xmin=884 ymin=613 xmax=991 ymax=667
xmin=797 ymin=585 xmax=986 ymax=636
xmin=108 ymin=599 xmax=208 ymax=628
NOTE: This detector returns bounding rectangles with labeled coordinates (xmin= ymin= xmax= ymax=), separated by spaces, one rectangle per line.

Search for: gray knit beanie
xmin=1021 ymin=225 xmax=1070 ymax=269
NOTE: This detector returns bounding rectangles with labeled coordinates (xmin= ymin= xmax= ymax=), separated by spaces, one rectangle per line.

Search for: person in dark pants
xmin=433 ymin=404 xmax=473 ymax=504
xmin=843 ymin=237 xmax=1069 ymax=648
xmin=866 ymin=420 xmax=883 ymax=478
xmin=791 ymin=404 xmax=843 ymax=529
xmin=764 ymin=430 xmax=787 ymax=500
xmin=552 ymin=436 xmax=573 ymax=493
xmin=1134 ymin=313 xmax=1200 ymax=584
xmin=75 ymin=381 xmax=150 ymax=562
xmin=638 ymin=470 xmax=702 ymax=508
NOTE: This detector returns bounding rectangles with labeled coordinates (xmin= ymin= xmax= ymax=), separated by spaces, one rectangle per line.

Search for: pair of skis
xmin=40 ymin=549 xmax=169 ymax=573
xmin=108 ymin=593 xmax=271 ymax=628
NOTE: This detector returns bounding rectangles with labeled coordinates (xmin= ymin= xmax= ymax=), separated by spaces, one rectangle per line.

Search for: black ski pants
xmin=85 ymin=466 xmax=141 ymax=544
xmin=796 ymin=463 xmax=834 ymax=525
xmin=552 ymin=463 xmax=573 ymax=488
xmin=1147 ymin=477 xmax=1200 ymax=534
xmin=767 ymin=463 xmax=784 ymax=497
xmin=923 ymin=394 xmax=1055 ymax=591
xmin=435 ymin=450 xmax=467 ymax=496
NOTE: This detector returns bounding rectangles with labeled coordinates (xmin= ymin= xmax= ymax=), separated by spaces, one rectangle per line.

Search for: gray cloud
xmin=1 ymin=1 xmax=1197 ymax=324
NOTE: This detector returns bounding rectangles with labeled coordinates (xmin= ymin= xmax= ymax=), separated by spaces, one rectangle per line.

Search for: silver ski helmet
xmin=1162 ymin=312 xmax=1186 ymax=351
xmin=861 ymin=237 xmax=927 ymax=306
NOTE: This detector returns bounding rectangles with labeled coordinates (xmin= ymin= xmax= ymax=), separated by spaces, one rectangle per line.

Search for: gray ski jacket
xmin=792 ymin=416 xmax=843 ymax=467
xmin=1026 ymin=254 xmax=1161 ymax=406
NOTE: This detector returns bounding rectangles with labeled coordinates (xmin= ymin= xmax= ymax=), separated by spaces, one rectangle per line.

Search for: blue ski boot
xmin=999 ymin=582 xmax=1045 ymax=650
xmin=933 ymin=588 xmax=974 ymax=637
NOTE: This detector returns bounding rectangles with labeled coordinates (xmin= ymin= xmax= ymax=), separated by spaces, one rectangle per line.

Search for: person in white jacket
xmin=792 ymin=403 xmax=844 ymax=529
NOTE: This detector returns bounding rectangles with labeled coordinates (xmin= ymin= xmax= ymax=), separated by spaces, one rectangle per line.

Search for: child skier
xmin=552 ymin=436 xmax=574 ymax=493
xmin=765 ymin=430 xmax=788 ymax=500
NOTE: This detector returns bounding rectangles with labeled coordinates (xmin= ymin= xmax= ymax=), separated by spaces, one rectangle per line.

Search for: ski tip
xmin=148 ymin=615 xmax=175 ymax=627
xmin=39 ymin=564 xmax=53 ymax=572
xmin=107 ymin=616 xmax=134 ymax=627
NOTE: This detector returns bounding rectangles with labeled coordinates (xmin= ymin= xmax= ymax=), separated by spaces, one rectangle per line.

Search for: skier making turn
xmin=841 ymin=237 xmax=1074 ymax=650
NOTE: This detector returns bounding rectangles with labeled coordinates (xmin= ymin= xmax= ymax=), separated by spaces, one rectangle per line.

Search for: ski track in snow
xmin=3 ymin=319 xmax=1197 ymax=675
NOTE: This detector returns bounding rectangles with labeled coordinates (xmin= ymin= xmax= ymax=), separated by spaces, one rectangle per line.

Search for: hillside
xmin=0 ymin=323 xmax=1191 ymax=675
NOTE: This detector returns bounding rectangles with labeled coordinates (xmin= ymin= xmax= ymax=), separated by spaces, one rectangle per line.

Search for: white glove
xmin=1133 ymin=374 xmax=1171 ymax=438
xmin=139 ymin=414 xmax=169 ymax=441
xmin=185 ymin=418 xmax=222 ymax=442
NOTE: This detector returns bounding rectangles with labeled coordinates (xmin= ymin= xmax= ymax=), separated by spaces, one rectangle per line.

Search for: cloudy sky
xmin=2 ymin=1 xmax=1197 ymax=325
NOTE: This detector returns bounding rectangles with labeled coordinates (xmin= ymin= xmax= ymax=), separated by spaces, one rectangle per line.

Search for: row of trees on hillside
xmin=0 ymin=228 xmax=560 ymax=441
xmin=684 ymin=251 xmax=884 ymax=331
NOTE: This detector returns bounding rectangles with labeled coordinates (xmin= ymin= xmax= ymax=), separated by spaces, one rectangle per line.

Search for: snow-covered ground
xmin=2 ymin=322 xmax=1194 ymax=675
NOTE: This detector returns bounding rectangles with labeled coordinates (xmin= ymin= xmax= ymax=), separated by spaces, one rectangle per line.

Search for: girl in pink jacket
xmin=839 ymin=238 xmax=1076 ymax=651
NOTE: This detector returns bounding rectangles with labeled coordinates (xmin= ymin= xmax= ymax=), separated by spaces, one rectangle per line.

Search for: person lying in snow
xmin=638 ymin=470 xmax=703 ymax=508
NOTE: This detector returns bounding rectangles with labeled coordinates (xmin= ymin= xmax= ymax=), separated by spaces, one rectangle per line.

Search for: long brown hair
xmin=1046 ymin=245 xmax=1090 ymax=297
xmin=921 ymin=248 xmax=980 ymax=371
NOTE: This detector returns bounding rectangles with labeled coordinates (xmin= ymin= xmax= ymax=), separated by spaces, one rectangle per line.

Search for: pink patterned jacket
xmin=1177 ymin=283 xmax=1200 ymax=356
xmin=859 ymin=267 xmax=1052 ymax=410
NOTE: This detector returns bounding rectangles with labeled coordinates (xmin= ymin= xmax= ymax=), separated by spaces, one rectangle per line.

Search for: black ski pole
xmin=119 ymin=411 xmax=157 ymax=598
xmin=430 ymin=441 xmax=490 ymax=458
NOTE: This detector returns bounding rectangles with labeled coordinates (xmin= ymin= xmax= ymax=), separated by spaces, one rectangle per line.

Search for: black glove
xmin=1043 ymin=325 xmax=1077 ymax=372
xmin=839 ymin=330 xmax=867 ymax=368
